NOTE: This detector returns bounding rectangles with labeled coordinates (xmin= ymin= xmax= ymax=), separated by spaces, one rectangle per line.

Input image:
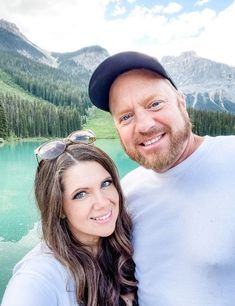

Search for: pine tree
xmin=0 ymin=101 xmax=8 ymax=139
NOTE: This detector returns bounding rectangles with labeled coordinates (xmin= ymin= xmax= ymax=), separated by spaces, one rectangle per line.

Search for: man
xmin=88 ymin=51 xmax=235 ymax=306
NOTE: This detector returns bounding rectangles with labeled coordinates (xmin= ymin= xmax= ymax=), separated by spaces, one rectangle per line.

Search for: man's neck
xmin=171 ymin=133 xmax=204 ymax=169
xmin=155 ymin=133 xmax=204 ymax=173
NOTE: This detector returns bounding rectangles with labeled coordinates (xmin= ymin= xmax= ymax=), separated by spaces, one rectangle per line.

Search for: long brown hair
xmin=35 ymin=143 xmax=138 ymax=305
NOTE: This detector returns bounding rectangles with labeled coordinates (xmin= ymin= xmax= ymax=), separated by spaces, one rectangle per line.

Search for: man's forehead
xmin=111 ymin=68 xmax=165 ymax=85
xmin=109 ymin=76 xmax=173 ymax=116
xmin=109 ymin=69 xmax=171 ymax=101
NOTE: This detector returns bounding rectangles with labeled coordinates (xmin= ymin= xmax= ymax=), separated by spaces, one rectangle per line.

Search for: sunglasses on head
xmin=34 ymin=130 xmax=96 ymax=162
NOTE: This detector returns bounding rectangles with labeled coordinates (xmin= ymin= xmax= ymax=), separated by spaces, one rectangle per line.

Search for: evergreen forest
xmin=0 ymin=50 xmax=235 ymax=140
xmin=0 ymin=50 xmax=90 ymax=138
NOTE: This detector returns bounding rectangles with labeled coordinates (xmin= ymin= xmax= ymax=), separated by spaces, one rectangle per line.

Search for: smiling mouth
xmin=91 ymin=211 xmax=112 ymax=221
xmin=141 ymin=134 xmax=164 ymax=146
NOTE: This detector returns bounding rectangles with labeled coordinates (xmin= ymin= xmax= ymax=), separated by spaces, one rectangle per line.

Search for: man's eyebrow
xmin=113 ymin=108 xmax=133 ymax=117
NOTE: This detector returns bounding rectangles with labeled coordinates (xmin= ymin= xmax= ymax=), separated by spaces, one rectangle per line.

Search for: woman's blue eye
xmin=74 ymin=191 xmax=86 ymax=200
xmin=101 ymin=179 xmax=112 ymax=188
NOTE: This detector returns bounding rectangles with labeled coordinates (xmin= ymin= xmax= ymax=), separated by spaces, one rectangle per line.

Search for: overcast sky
xmin=1 ymin=0 xmax=235 ymax=66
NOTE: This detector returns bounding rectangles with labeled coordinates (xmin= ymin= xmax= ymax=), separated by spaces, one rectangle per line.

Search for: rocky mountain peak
xmin=1 ymin=18 xmax=235 ymax=114
xmin=161 ymin=51 xmax=235 ymax=113
xmin=0 ymin=19 xmax=26 ymax=40
xmin=0 ymin=19 xmax=58 ymax=67
xmin=71 ymin=46 xmax=109 ymax=72
xmin=53 ymin=45 xmax=109 ymax=72
xmin=180 ymin=50 xmax=198 ymax=58
xmin=51 ymin=45 xmax=109 ymax=81
xmin=161 ymin=51 xmax=235 ymax=86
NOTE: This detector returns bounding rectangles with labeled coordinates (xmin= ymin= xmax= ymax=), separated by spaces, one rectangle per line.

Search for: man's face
xmin=109 ymin=69 xmax=192 ymax=172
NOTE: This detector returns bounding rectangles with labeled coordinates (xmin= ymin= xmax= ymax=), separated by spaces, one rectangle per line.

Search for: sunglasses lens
xmin=69 ymin=130 xmax=96 ymax=144
xmin=34 ymin=130 xmax=96 ymax=162
xmin=37 ymin=141 xmax=66 ymax=160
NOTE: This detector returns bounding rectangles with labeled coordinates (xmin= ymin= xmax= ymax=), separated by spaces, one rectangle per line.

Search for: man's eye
xmin=101 ymin=179 xmax=113 ymax=188
xmin=120 ymin=113 xmax=132 ymax=123
xmin=73 ymin=191 xmax=86 ymax=200
xmin=148 ymin=101 xmax=162 ymax=109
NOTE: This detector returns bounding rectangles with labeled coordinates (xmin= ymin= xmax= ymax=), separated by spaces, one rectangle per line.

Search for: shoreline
xmin=1 ymin=134 xmax=118 ymax=145
xmin=1 ymin=137 xmax=49 ymax=144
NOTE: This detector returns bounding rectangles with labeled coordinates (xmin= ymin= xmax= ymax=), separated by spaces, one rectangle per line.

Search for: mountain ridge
xmin=0 ymin=19 xmax=235 ymax=113
xmin=0 ymin=19 xmax=57 ymax=67
xmin=162 ymin=51 xmax=235 ymax=113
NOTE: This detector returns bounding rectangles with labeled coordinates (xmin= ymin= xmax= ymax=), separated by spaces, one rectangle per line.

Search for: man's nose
xmin=92 ymin=191 xmax=110 ymax=210
xmin=135 ymin=110 xmax=156 ymax=134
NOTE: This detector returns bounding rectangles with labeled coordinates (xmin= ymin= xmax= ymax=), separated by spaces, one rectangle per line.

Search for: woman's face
xmin=62 ymin=161 xmax=119 ymax=247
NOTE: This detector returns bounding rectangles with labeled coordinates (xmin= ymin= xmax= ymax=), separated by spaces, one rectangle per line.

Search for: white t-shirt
xmin=122 ymin=135 xmax=235 ymax=306
xmin=1 ymin=242 xmax=79 ymax=306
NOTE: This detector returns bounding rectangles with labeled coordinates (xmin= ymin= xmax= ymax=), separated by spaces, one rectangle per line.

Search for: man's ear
xmin=177 ymin=90 xmax=186 ymax=109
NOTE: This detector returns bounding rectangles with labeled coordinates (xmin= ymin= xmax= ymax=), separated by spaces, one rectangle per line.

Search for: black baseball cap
xmin=88 ymin=51 xmax=177 ymax=112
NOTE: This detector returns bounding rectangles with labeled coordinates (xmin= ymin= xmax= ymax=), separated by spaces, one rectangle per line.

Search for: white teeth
xmin=143 ymin=135 xmax=162 ymax=146
xmin=92 ymin=211 xmax=111 ymax=221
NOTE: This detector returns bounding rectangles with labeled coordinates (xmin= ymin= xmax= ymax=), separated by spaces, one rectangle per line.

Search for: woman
xmin=2 ymin=130 xmax=138 ymax=306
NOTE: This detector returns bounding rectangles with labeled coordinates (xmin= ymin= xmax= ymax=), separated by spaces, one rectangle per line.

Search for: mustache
xmin=134 ymin=126 xmax=168 ymax=144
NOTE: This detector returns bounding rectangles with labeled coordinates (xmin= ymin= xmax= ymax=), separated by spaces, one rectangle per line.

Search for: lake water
xmin=0 ymin=139 xmax=137 ymax=301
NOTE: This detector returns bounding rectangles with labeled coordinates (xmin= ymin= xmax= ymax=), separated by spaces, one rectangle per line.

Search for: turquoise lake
xmin=0 ymin=139 xmax=137 ymax=301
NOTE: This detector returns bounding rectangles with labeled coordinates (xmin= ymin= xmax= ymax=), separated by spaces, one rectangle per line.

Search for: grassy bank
xmin=83 ymin=107 xmax=118 ymax=139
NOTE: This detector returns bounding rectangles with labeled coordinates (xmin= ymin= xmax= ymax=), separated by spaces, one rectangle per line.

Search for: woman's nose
xmin=92 ymin=191 xmax=110 ymax=210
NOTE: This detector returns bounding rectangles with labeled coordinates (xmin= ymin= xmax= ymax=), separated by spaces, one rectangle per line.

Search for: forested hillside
xmin=0 ymin=50 xmax=90 ymax=138
xmin=1 ymin=48 xmax=235 ymax=139
xmin=0 ymin=17 xmax=235 ymax=140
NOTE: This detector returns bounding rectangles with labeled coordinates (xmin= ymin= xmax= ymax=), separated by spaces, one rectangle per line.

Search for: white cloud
xmin=130 ymin=5 xmax=149 ymax=16
xmin=0 ymin=0 xmax=110 ymax=52
xmin=112 ymin=4 xmax=126 ymax=16
xmin=152 ymin=5 xmax=164 ymax=14
xmin=195 ymin=0 xmax=210 ymax=7
xmin=195 ymin=1 xmax=235 ymax=66
xmin=106 ymin=1 xmax=235 ymax=66
xmin=0 ymin=0 xmax=235 ymax=66
xmin=162 ymin=2 xmax=183 ymax=14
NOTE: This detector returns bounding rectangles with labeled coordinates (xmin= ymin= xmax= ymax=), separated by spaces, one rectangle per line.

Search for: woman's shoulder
xmin=2 ymin=242 xmax=76 ymax=306
xmin=13 ymin=241 xmax=64 ymax=278
xmin=9 ymin=241 xmax=75 ymax=295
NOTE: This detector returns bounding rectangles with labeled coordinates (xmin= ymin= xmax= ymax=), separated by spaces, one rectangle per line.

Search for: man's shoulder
xmin=209 ymin=135 xmax=235 ymax=145
xmin=207 ymin=135 xmax=235 ymax=153
xmin=122 ymin=166 xmax=151 ymax=183
xmin=121 ymin=166 xmax=155 ymax=194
